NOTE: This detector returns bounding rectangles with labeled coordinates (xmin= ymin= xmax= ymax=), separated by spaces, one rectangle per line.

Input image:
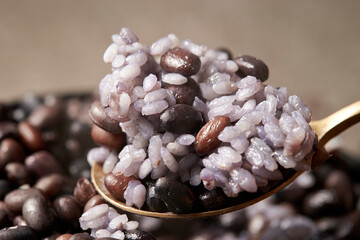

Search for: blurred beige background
xmin=0 ymin=0 xmax=359 ymax=154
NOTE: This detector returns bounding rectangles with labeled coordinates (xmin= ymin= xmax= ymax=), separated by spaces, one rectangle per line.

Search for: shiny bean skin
xmin=194 ymin=116 xmax=231 ymax=155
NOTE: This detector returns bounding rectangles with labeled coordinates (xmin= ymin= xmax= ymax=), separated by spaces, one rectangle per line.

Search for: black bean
xmin=282 ymin=187 xmax=308 ymax=207
xmin=22 ymin=195 xmax=56 ymax=233
xmin=316 ymin=217 xmax=339 ymax=238
xmin=324 ymin=170 xmax=354 ymax=211
xmin=124 ymin=230 xmax=158 ymax=240
xmin=218 ymin=210 xmax=247 ymax=232
xmin=146 ymin=182 xmax=167 ymax=213
xmin=234 ymin=55 xmax=269 ymax=82
xmin=159 ymin=104 xmax=203 ymax=134
xmin=160 ymin=47 xmax=201 ymax=76
xmin=73 ymin=177 xmax=96 ymax=206
xmin=53 ymin=195 xmax=82 ymax=229
xmin=4 ymin=188 xmax=43 ymax=213
xmin=198 ymin=188 xmax=228 ymax=211
xmin=163 ymin=77 xmax=201 ymax=105
xmin=302 ymin=189 xmax=344 ymax=218
xmin=0 ymin=226 xmax=38 ymax=240
xmin=0 ymin=138 xmax=25 ymax=170
xmin=280 ymin=216 xmax=318 ymax=239
xmin=18 ymin=121 xmax=45 ymax=151
xmin=89 ymin=100 xmax=123 ymax=134
xmin=153 ymin=177 xmax=195 ymax=214
xmin=336 ymin=211 xmax=360 ymax=239
xmin=25 ymin=150 xmax=63 ymax=178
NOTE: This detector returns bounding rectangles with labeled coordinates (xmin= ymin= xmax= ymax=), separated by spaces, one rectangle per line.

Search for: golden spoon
xmin=92 ymin=100 xmax=360 ymax=219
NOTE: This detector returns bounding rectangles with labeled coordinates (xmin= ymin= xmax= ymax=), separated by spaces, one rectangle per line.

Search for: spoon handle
xmin=310 ymin=100 xmax=360 ymax=148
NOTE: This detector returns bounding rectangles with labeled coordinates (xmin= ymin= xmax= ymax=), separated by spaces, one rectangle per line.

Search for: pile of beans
xmin=0 ymin=94 xmax=155 ymax=240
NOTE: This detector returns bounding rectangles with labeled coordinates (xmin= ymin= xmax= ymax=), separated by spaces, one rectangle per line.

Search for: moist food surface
xmin=88 ymin=27 xmax=317 ymax=213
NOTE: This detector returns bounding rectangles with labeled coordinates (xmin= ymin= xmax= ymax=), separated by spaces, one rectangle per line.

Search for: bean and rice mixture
xmin=87 ymin=27 xmax=317 ymax=213
xmin=1 ymin=28 xmax=359 ymax=240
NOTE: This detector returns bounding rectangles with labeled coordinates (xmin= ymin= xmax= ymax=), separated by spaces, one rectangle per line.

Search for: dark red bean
xmin=24 ymin=150 xmax=63 ymax=178
xmin=34 ymin=173 xmax=67 ymax=199
xmin=18 ymin=121 xmax=45 ymax=151
xmin=56 ymin=234 xmax=73 ymax=240
xmin=53 ymin=195 xmax=82 ymax=229
xmin=89 ymin=100 xmax=123 ymax=134
xmin=160 ymin=104 xmax=203 ymax=134
xmin=194 ymin=116 xmax=231 ymax=155
xmin=5 ymin=162 xmax=31 ymax=186
xmin=73 ymin=177 xmax=96 ymax=206
xmin=234 ymin=55 xmax=269 ymax=82
xmin=104 ymin=173 xmax=137 ymax=202
xmin=4 ymin=188 xmax=43 ymax=213
xmin=27 ymin=103 xmax=64 ymax=130
xmin=91 ymin=125 xmax=126 ymax=151
xmin=0 ymin=138 xmax=25 ymax=170
xmin=22 ymin=195 xmax=56 ymax=233
xmin=13 ymin=215 xmax=27 ymax=226
xmin=163 ymin=77 xmax=201 ymax=105
xmin=84 ymin=195 xmax=106 ymax=212
xmin=160 ymin=47 xmax=201 ymax=76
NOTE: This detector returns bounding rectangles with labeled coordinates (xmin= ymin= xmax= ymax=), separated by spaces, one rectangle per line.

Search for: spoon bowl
xmin=92 ymin=101 xmax=360 ymax=219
